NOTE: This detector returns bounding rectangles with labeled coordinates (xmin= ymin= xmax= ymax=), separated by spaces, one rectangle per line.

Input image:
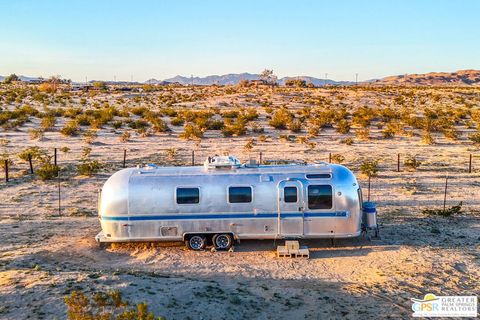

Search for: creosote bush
xmin=404 ymin=155 xmax=421 ymax=171
xmin=179 ymin=124 xmax=203 ymax=140
xmin=359 ymin=158 xmax=379 ymax=177
xmin=422 ymin=202 xmax=462 ymax=217
xmin=64 ymin=290 xmax=165 ymax=320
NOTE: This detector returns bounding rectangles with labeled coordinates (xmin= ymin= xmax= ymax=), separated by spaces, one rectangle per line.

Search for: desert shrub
xmin=422 ymin=131 xmax=435 ymax=145
xmin=221 ymin=118 xmax=247 ymax=137
xmin=242 ymin=108 xmax=259 ymax=121
xmin=404 ymin=155 xmax=421 ymax=171
xmin=287 ymin=119 xmax=302 ymax=133
xmin=75 ymin=114 xmax=92 ymax=126
xmin=269 ymin=109 xmax=293 ymax=129
xmin=422 ymin=202 xmax=462 ymax=217
xmin=306 ymin=141 xmax=317 ymax=150
xmin=336 ymin=119 xmax=351 ymax=134
xmin=28 ymin=128 xmax=44 ymax=140
xmin=167 ymin=148 xmax=177 ymax=161
xmin=38 ymin=82 xmax=56 ymax=93
xmin=18 ymin=146 xmax=47 ymax=162
xmin=307 ymin=125 xmax=320 ymax=137
xmin=355 ymin=127 xmax=370 ymax=140
xmin=40 ymin=116 xmax=56 ymax=130
xmin=64 ymin=290 xmax=165 ymax=320
xmin=338 ymin=137 xmax=352 ymax=145
xmin=442 ymin=128 xmax=459 ymax=140
xmin=244 ymin=138 xmax=255 ymax=151
xmin=352 ymin=106 xmax=375 ymax=128
xmin=128 ymin=119 xmax=149 ymax=130
xmin=120 ymin=132 xmax=131 ymax=142
xmin=258 ymin=134 xmax=267 ymax=142
xmin=60 ymin=121 xmax=80 ymax=136
xmin=77 ymin=154 xmax=101 ymax=176
xmin=250 ymin=123 xmax=264 ymax=133
xmin=222 ymin=110 xmax=239 ymax=118
xmin=170 ymin=117 xmax=184 ymax=126
xmin=359 ymin=159 xmax=379 ymax=177
xmin=296 ymin=136 xmax=308 ymax=144
xmin=112 ymin=120 xmax=123 ymax=129
xmin=83 ymin=130 xmax=97 ymax=144
xmin=330 ymin=154 xmax=345 ymax=164
xmin=64 ymin=107 xmax=83 ymax=118
xmin=180 ymin=124 xmax=203 ymax=140
xmin=36 ymin=162 xmax=60 ymax=180
xmin=468 ymin=131 xmax=480 ymax=145
xmin=130 ymin=106 xmax=149 ymax=116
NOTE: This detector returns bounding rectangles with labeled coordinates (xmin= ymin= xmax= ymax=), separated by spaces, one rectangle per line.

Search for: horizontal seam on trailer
xmin=100 ymin=211 xmax=348 ymax=221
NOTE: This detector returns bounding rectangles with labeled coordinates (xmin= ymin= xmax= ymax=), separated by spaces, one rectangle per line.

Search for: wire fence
xmin=1 ymin=147 xmax=479 ymax=219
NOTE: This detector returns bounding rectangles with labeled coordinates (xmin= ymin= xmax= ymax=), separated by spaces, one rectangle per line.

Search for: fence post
xmin=443 ymin=176 xmax=448 ymax=213
xmin=28 ymin=154 xmax=34 ymax=174
xmin=191 ymin=150 xmax=195 ymax=166
xmin=329 ymin=153 xmax=332 ymax=163
xmin=123 ymin=149 xmax=126 ymax=168
xmin=367 ymin=175 xmax=371 ymax=201
xmin=4 ymin=160 xmax=8 ymax=183
xmin=397 ymin=154 xmax=400 ymax=172
xmin=54 ymin=148 xmax=57 ymax=166
xmin=469 ymin=154 xmax=472 ymax=173
xmin=58 ymin=176 xmax=61 ymax=216
xmin=259 ymin=151 xmax=263 ymax=165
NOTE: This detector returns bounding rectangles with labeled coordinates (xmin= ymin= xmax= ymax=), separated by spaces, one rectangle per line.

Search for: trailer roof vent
xmin=204 ymin=155 xmax=241 ymax=170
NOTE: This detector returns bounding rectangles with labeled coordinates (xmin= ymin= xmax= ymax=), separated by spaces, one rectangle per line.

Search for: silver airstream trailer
xmin=96 ymin=156 xmax=378 ymax=250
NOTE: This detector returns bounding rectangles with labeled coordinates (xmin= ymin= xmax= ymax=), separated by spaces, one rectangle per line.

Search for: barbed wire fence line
xmin=1 ymin=147 xmax=479 ymax=218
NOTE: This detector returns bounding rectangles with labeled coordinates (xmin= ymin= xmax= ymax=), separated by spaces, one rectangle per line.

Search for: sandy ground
xmin=1 ymin=86 xmax=479 ymax=319
xmin=0 ymin=213 xmax=478 ymax=319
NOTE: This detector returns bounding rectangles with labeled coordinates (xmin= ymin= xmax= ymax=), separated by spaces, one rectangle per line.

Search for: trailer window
xmin=284 ymin=187 xmax=297 ymax=203
xmin=308 ymin=185 xmax=332 ymax=209
xmin=229 ymin=187 xmax=252 ymax=203
xmin=306 ymin=173 xmax=331 ymax=179
xmin=176 ymin=188 xmax=199 ymax=204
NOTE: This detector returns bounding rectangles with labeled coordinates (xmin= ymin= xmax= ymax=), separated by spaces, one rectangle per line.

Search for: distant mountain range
xmin=2 ymin=70 xmax=480 ymax=86
xmin=150 ymin=73 xmax=353 ymax=86
xmin=371 ymin=69 xmax=480 ymax=86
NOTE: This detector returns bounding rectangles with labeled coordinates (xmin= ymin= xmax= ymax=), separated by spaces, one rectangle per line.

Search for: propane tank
xmin=363 ymin=201 xmax=377 ymax=229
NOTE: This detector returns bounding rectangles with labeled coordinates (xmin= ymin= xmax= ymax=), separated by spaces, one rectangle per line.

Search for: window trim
xmin=307 ymin=184 xmax=333 ymax=210
xmin=227 ymin=185 xmax=253 ymax=204
xmin=175 ymin=186 xmax=201 ymax=205
xmin=283 ymin=186 xmax=298 ymax=203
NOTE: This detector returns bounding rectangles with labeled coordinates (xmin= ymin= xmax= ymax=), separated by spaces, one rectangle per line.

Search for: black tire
xmin=212 ymin=233 xmax=233 ymax=250
xmin=187 ymin=235 xmax=206 ymax=251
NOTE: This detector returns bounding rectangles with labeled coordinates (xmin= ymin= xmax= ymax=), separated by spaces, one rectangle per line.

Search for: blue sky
xmin=0 ymin=0 xmax=479 ymax=82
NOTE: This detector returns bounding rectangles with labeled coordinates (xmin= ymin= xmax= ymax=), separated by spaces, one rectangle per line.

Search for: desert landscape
xmin=0 ymin=79 xmax=479 ymax=319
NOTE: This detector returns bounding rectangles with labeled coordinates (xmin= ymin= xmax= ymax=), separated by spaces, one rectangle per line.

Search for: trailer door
xmin=277 ymin=180 xmax=304 ymax=237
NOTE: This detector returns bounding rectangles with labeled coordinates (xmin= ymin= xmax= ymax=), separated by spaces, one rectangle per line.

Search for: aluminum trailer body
xmin=96 ymin=157 xmax=376 ymax=248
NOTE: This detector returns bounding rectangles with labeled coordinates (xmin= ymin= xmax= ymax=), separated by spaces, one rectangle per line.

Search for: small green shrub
xmin=269 ymin=109 xmax=293 ymax=129
xmin=60 ymin=121 xmax=80 ymax=136
xmin=404 ymin=155 xmax=421 ymax=171
xmin=422 ymin=202 xmax=462 ymax=217
xmin=330 ymin=154 xmax=345 ymax=164
xmin=469 ymin=131 xmax=480 ymax=145
xmin=77 ymin=159 xmax=101 ymax=176
xmin=64 ymin=290 xmax=165 ymax=320
xmin=179 ymin=124 xmax=203 ymax=140
xmin=359 ymin=158 xmax=379 ymax=177
xmin=36 ymin=162 xmax=60 ymax=180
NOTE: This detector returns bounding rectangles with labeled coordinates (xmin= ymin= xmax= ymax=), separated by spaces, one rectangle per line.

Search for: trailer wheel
xmin=213 ymin=233 xmax=233 ymax=250
xmin=186 ymin=235 xmax=206 ymax=251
